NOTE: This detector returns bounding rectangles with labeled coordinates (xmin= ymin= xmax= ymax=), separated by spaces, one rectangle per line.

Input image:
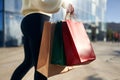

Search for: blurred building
xmin=107 ymin=23 xmax=120 ymax=33
xmin=0 ymin=0 xmax=107 ymax=47
xmin=106 ymin=22 xmax=120 ymax=41
xmin=0 ymin=0 xmax=23 ymax=47
xmin=51 ymin=0 xmax=107 ymax=41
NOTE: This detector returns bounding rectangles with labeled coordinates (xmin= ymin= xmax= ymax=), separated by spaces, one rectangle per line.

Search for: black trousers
xmin=11 ymin=13 xmax=50 ymax=80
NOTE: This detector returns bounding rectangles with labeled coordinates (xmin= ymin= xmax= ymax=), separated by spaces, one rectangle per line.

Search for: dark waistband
xmin=24 ymin=13 xmax=50 ymax=19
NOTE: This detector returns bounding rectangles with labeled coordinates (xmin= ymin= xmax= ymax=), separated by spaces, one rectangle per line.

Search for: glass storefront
xmin=51 ymin=0 xmax=107 ymax=41
xmin=4 ymin=12 xmax=23 ymax=46
xmin=0 ymin=13 xmax=3 ymax=31
xmin=0 ymin=13 xmax=3 ymax=47
xmin=4 ymin=0 xmax=23 ymax=46
xmin=0 ymin=0 xmax=3 ymax=46
xmin=5 ymin=0 xmax=21 ymax=12
xmin=0 ymin=0 xmax=3 ymax=31
xmin=0 ymin=0 xmax=23 ymax=47
xmin=0 ymin=0 xmax=107 ymax=47
xmin=0 ymin=0 xmax=3 ymax=11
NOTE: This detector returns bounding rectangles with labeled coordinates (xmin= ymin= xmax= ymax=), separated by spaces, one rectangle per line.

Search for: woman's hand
xmin=66 ymin=4 xmax=74 ymax=15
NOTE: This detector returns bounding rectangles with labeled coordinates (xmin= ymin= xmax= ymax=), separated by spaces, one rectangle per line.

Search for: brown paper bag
xmin=37 ymin=22 xmax=70 ymax=77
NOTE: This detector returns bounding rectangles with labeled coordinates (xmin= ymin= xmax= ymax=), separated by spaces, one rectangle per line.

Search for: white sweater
xmin=21 ymin=0 xmax=70 ymax=16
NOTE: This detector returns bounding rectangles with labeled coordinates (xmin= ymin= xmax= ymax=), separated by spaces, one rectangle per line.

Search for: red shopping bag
xmin=62 ymin=20 xmax=96 ymax=66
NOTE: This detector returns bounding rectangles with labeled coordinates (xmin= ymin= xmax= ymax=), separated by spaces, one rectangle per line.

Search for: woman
xmin=11 ymin=0 xmax=74 ymax=80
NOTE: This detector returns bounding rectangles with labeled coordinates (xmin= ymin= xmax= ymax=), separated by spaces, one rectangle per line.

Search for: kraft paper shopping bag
xmin=37 ymin=22 xmax=70 ymax=77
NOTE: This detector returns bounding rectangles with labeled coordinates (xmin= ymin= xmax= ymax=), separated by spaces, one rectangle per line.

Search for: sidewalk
xmin=0 ymin=42 xmax=120 ymax=80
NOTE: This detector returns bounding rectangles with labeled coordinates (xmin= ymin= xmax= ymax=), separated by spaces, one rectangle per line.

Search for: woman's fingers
xmin=67 ymin=4 xmax=74 ymax=15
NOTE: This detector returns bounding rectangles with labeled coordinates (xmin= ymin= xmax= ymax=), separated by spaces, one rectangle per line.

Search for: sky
xmin=105 ymin=0 xmax=120 ymax=23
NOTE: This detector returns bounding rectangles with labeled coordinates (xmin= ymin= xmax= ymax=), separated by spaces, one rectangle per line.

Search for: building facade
xmin=0 ymin=0 xmax=23 ymax=47
xmin=0 ymin=0 xmax=107 ymax=47
xmin=51 ymin=0 xmax=107 ymax=41
xmin=0 ymin=0 xmax=4 ymax=47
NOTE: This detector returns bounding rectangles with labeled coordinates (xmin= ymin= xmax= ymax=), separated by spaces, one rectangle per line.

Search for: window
xmin=4 ymin=12 xmax=23 ymax=46
xmin=0 ymin=12 xmax=3 ymax=46
xmin=5 ymin=0 xmax=14 ymax=12
xmin=0 ymin=0 xmax=3 ymax=11
xmin=14 ymin=0 xmax=22 ymax=12
xmin=0 ymin=13 xmax=3 ymax=31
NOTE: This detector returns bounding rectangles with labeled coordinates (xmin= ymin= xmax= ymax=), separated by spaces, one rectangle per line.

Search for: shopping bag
xmin=62 ymin=20 xmax=96 ymax=66
xmin=37 ymin=22 xmax=70 ymax=77
xmin=51 ymin=22 xmax=66 ymax=65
